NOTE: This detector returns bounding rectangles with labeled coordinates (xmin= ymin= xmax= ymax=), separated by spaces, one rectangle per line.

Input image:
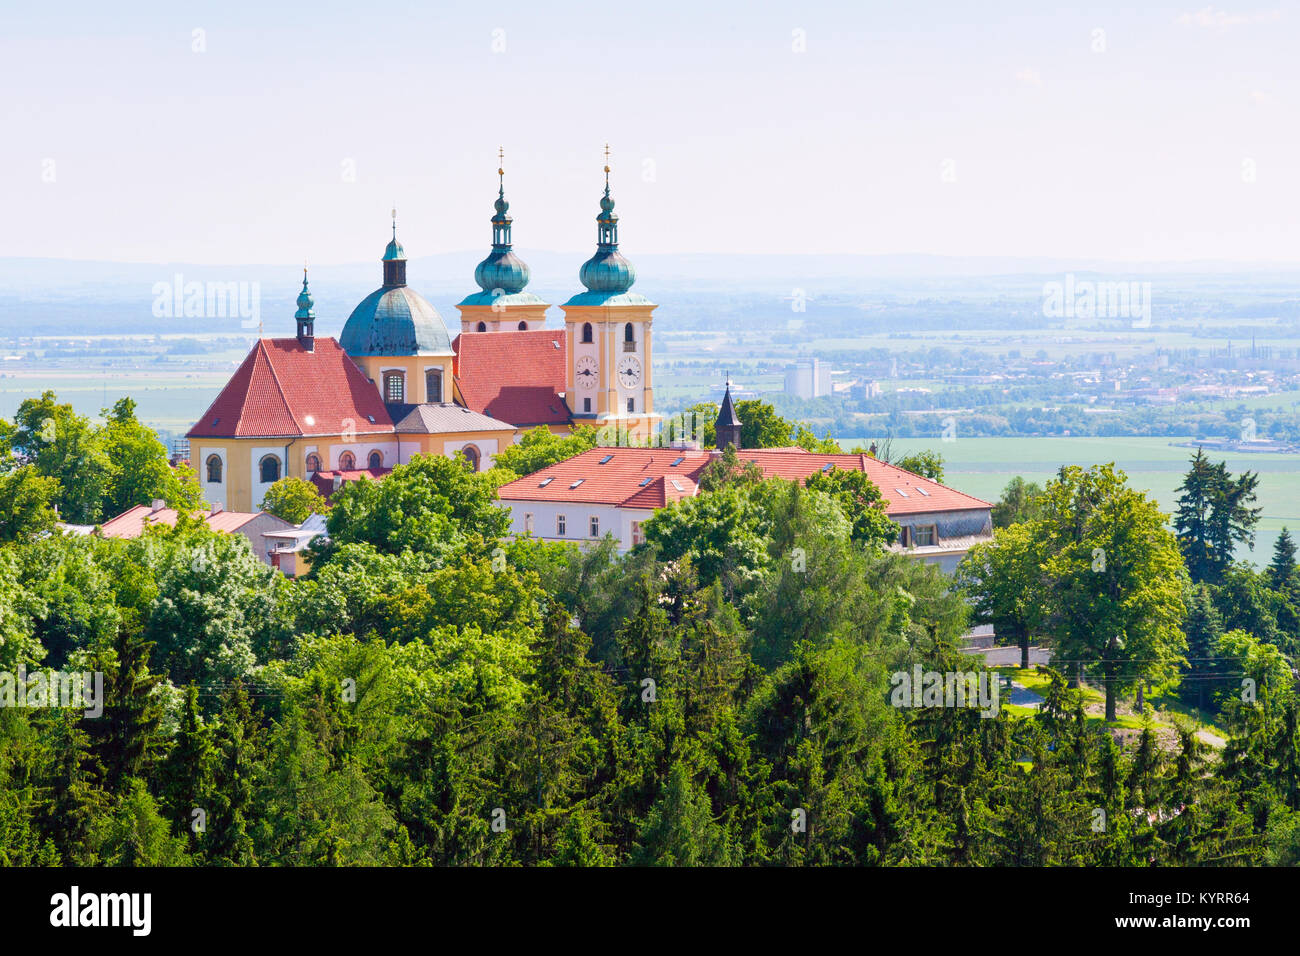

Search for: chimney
xmin=210 ymin=503 xmax=223 ymax=515
xmin=150 ymin=499 xmax=165 ymax=513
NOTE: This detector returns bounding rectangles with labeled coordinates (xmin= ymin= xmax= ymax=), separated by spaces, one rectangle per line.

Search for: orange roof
xmin=98 ymin=505 xmax=282 ymax=538
xmin=453 ymin=330 xmax=570 ymax=427
xmin=187 ymin=337 xmax=393 ymax=439
xmin=495 ymin=447 xmax=992 ymax=515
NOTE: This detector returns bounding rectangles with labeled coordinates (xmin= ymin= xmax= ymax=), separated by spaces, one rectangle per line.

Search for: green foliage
xmin=99 ymin=398 xmax=201 ymax=518
xmin=259 ymin=476 xmax=329 ymax=524
xmin=0 ymin=467 xmax=59 ymax=542
xmin=804 ymin=466 xmax=899 ymax=550
xmin=1174 ymin=448 xmax=1262 ymax=584
xmin=490 ymin=425 xmax=600 ymax=478
xmin=894 ymin=449 xmax=945 ymax=483
xmin=734 ymin=399 xmax=794 ymax=449
xmin=991 ymin=476 xmax=1044 ymax=529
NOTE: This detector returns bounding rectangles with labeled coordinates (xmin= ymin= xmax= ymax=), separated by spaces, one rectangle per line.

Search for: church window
xmin=384 ymin=372 xmax=405 ymax=403
xmin=259 ymin=455 xmax=281 ymax=484
xmin=581 ymin=323 xmax=593 ymax=343
xmin=583 ymin=397 xmax=591 ymax=413
xmin=627 ymin=398 xmax=635 ymax=413
xmin=339 ymin=451 xmax=356 ymax=470
xmin=623 ymin=323 xmax=635 ymax=352
xmin=477 ymin=322 xmax=487 ymax=332
xmin=462 ymin=444 xmax=481 ymax=472
xmin=518 ymin=321 xmax=527 ymax=330
xmin=426 ymin=368 xmax=443 ymax=403
xmin=206 ymin=455 xmax=222 ymax=483
xmin=368 ymin=451 xmax=382 ymax=470
xmin=305 ymin=453 xmax=321 ymax=474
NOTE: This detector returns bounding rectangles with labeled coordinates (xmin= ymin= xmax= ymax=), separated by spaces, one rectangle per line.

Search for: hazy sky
xmin=3 ymin=1 xmax=1298 ymax=266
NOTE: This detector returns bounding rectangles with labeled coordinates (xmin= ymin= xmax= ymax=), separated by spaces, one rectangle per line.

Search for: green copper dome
xmin=563 ymin=173 xmax=653 ymax=307
xmin=459 ymin=167 xmax=547 ymax=308
xmin=341 ymin=286 xmax=452 ymax=355
xmin=341 ymin=225 xmax=452 ymax=355
xmin=294 ymin=270 xmax=315 ymax=319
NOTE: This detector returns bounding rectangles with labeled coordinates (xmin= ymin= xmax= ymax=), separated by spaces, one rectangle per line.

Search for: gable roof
xmin=187 ymin=337 xmax=393 ymax=440
xmin=98 ymin=505 xmax=294 ymax=538
xmin=390 ymin=402 xmax=518 ymax=435
xmin=453 ymin=330 xmax=570 ymax=427
xmin=495 ymin=447 xmax=992 ymax=515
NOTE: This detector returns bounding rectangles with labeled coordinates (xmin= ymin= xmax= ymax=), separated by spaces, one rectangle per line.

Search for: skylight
xmin=670 ymin=479 xmax=685 ymax=492
xmin=821 ymin=462 xmax=834 ymax=472
xmin=569 ymin=479 xmax=585 ymax=489
xmin=599 ymin=454 xmax=614 ymax=464
xmin=671 ymin=456 xmax=685 ymax=467
xmin=538 ymin=477 xmax=553 ymax=487
xmin=894 ymin=488 xmax=909 ymax=497
xmin=916 ymin=487 xmax=931 ymax=496
xmin=639 ymin=477 xmax=653 ymax=487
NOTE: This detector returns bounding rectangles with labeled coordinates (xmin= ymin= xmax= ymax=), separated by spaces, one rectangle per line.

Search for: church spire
xmin=472 ymin=148 xmax=532 ymax=297
xmin=578 ymin=145 xmax=636 ymax=295
xmin=382 ymin=208 xmax=407 ymax=287
xmin=715 ymin=378 xmax=743 ymax=450
xmin=295 ymin=265 xmax=315 ymax=351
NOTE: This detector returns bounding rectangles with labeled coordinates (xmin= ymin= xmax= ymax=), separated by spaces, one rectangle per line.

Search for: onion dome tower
xmin=561 ymin=146 xmax=657 ymax=439
xmin=457 ymin=149 xmax=549 ymax=332
xmin=295 ymin=266 xmax=315 ymax=351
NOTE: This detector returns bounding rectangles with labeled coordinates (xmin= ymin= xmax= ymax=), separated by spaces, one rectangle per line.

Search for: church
xmin=188 ymin=157 xmax=659 ymax=513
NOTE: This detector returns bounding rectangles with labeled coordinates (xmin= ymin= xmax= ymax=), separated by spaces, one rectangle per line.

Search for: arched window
xmin=367 ymin=450 xmax=382 ymax=470
xmin=339 ymin=451 xmax=355 ymax=470
xmin=426 ymin=368 xmax=443 ymax=403
xmin=305 ymin=453 xmax=321 ymax=474
xmin=581 ymin=322 xmax=593 ymax=343
xmin=517 ymin=320 xmax=527 ymax=331
xmin=477 ymin=321 xmax=487 ymax=332
xmin=206 ymin=455 xmax=222 ymax=483
xmin=259 ymin=455 xmax=281 ymax=484
xmin=462 ymin=444 xmax=481 ymax=472
xmin=384 ymin=372 xmax=404 ymax=403
xmin=625 ymin=322 xmax=634 ymax=342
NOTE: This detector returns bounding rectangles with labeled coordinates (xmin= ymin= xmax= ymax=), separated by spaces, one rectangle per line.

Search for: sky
xmin=2 ymin=1 xmax=1298 ymax=267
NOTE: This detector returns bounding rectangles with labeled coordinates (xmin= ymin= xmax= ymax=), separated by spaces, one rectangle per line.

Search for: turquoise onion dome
xmin=294 ymin=269 xmax=314 ymax=319
xmin=563 ymin=156 xmax=653 ymax=307
xmin=458 ymin=157 xmax=547 ymax=308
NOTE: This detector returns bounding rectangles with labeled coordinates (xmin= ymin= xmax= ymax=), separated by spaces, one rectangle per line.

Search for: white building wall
xmin=196 ymin=445 xmax=227 ymax=510
xmin=497 ymin=499 xmax=652 ymax=551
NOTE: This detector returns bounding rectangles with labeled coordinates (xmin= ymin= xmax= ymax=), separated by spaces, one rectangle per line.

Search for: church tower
xmin=457 ymin=150 xmax=549 ymax=333
xmin=560 ymin=147 xmax=657 ymax=442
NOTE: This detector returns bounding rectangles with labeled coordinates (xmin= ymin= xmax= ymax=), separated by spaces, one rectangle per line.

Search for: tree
xmin=734 ymin=400 xmax=793 ymax=449
xmin=1269 ymin=527 xmax=1297 ymax=591
xmin=324 ymin=453 xmax=509 ymax=560
xmin=1179 ymin=584 xmax=1224 ymax=713
xmin=0 ymin=467 xmax=59 ymax=542
xmin=1174 ymin=449 xmax=1261 ymax=583
xmin=991 ymin=476 xmax=1044 ymax=529
xmin=259 ymin=476 xmax=328 ymax=523
xmin=793 ymin=424 xmax=842 ymax=454
xmin=956 ymin=522 xmax=1047 ymax=669
xmin=804 ymin=466 xmax=899 ymax=550
xmin=490 ymin=425 xmax=599 ymax=478
xmin=11 ymin=392 xmax=110 ymax=523
xmin=634 ymin=762 xmax=739 ymax=865
xmin=1039 ymin=464 xmax=1188 ymax=721
xmin=99 ymin=397 xmax=201 ymax=518
xmin=895 ymin=449 xmax=945 ymax=483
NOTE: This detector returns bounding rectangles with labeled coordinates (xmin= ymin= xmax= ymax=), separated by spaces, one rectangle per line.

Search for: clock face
xmin=575 ymin=356 xmax=598 ymax=389
xmin=618 ymin=356 xmax=642 ymax=389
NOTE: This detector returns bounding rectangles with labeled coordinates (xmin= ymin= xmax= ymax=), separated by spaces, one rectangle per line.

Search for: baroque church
xmin=188 ymin=157 xmax=658 ymax=513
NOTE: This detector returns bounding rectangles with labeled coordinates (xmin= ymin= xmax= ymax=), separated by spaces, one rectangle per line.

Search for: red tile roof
xmin=187 ymin=337 xmax=393 ymax=439
xmin=495 ymin=447 xmax=992 ymax=515
xmin=309 ymin=467 xmax=391 ymax=502
xmin=453 ymin=330 xmax=570 ymax=427
xmin=98 ymin=505 xmax=286 ymax=538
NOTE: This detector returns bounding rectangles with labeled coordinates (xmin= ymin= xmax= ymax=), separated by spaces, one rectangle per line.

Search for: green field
xmin=885 ymin=435 xmax=1300 ymax=566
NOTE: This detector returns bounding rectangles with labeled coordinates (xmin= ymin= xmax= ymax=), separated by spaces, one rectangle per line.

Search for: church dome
xmin=341 ymin=286 xmax=451 ymax=355
xmin=579 ymin=248 xmax=636 ymax=294
xmin=475 ymin=249 xmax=530 ymax=295
xmin=341 ymin=224 xmax=452 ymax=356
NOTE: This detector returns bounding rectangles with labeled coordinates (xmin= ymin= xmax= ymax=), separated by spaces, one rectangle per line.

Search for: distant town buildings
xmin=785 ymin=358 xmax=832 ymax=400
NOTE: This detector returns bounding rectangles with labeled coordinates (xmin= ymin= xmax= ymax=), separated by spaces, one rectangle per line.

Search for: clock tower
xmin=561 ymin=148 xmax=657 ymax=443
